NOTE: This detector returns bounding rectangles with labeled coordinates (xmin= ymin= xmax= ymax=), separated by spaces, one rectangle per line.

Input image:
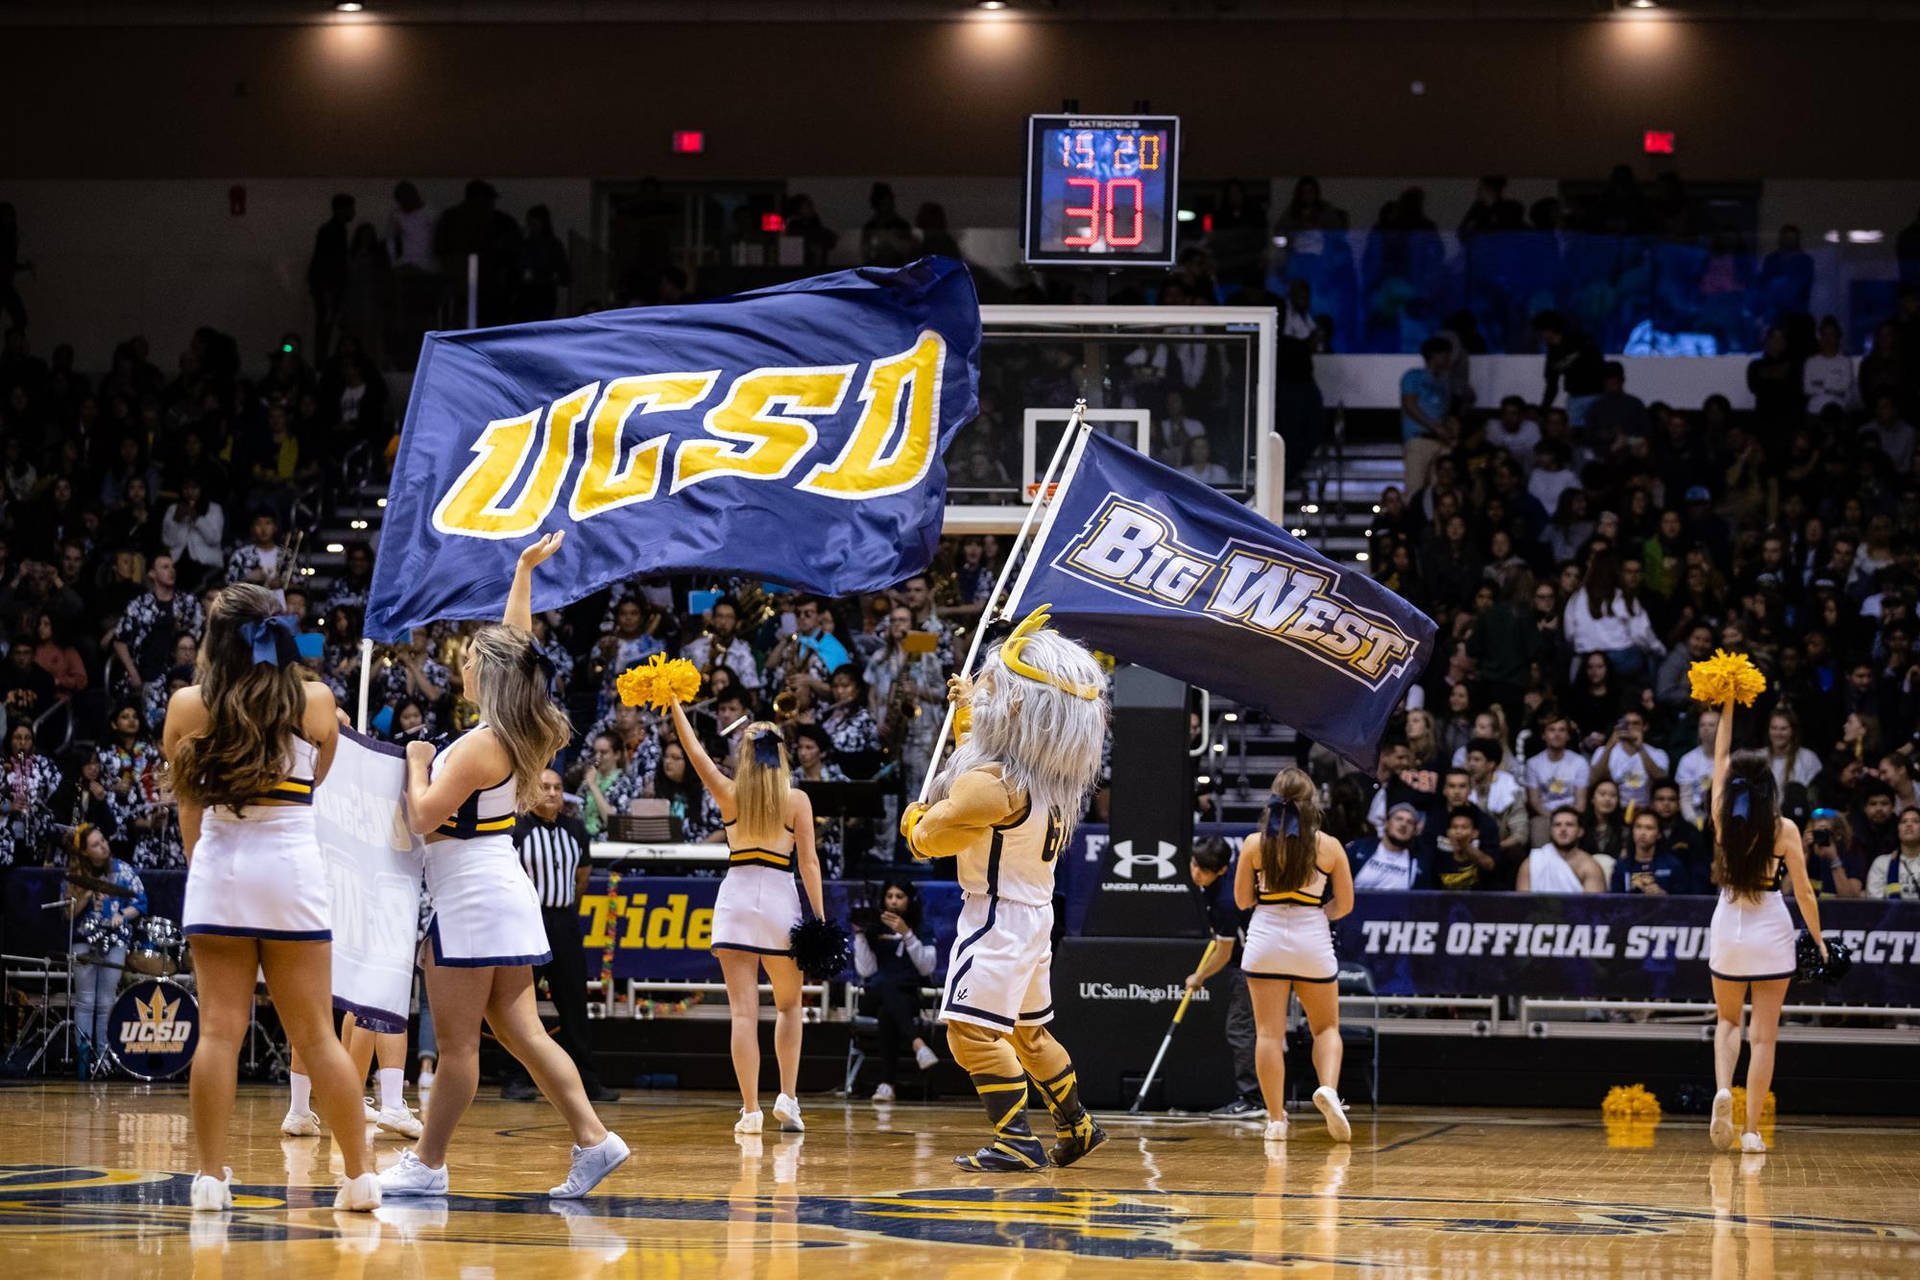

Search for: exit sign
xmin=1643 ymin=130 xmax=1675 ymax=155
xmin=671 ymin=130 xmax=705 ymax=154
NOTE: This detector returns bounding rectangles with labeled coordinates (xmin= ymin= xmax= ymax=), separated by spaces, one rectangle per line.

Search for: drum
xmin=127 ymin=917 xmax=183 ymax=976
xmin=104 ymin=977 xmax=199 ymax=1082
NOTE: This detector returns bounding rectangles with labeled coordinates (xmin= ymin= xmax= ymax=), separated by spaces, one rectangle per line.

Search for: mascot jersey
xmin=907 ymin=766 xmax=1064 ymax=908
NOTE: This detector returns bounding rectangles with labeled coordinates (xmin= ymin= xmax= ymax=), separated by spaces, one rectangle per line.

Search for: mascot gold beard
xmin=900 ymin=607 xmax=1109 ymax=1171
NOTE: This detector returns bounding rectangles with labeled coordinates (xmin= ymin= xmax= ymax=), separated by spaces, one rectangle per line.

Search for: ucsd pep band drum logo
xmin=430 ymin=332 xmax=949 ymax=540
xmin=1055 ymin=495 xmax=1421 ymax=691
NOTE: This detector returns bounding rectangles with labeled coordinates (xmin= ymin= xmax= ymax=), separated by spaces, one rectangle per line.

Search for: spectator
xmin=307 ymin=193 xmax=355 ymax=355
xmin=1591 ymin=709 xmax=1668 ymax=811
xmin=1861 ymin=394 xmax=1915 ymax=474
xmin=1535 ymin=311 xmax=1605 ymax=427
xmin=1399 ymin=337 xmax=1454 ymax=493
xmin=1745 ymin=326 xmax=1802 ymax=432
xmin=62 ymin=824 xmax=145 ymax=1074
xmin=1610 ymin=810 xmax=1686 ymax=894
xmin=1462 ymin=736 xmax=1528 ymax=871
xmin=1563 ymin=552 xmax=1665 ymax=682
xmin=517 ymin=205 xmax=572 ymax=323
xmin=860 ymin=182 xmax=915 ymax=267
xmin=1347 ymin=803 xmax=1433 ymax=891
xmin=1430 ymin=796 xmax=1501 ymax=891
xmin=1586 ymin=778 xmax=1628 ymax=862
xmin=578 ymin=732 xmax=635 ymax=842
xmin=682 ymin=595 xmax=763 ymax=693
xmin=1524 ymin=715 xmax=1590 ymax=836
xmin=1519 ymin=807 xmax=1606 ymax=892
xmin=1647 ymin=780 xmax=1709 ymax=886
xmin=0 ymin=718 xmax=61 ymax=865
xmin=637 ymin=737 xmax=723 ymax=844
xmin=1674 ymin=709 xmax=1718 ymax=826
xmin=1805 ymin=807 xmax=1866 ymax=898
xmin=110 ymin=554 xmax=203 ymax=701
xmin=1656 ymin=624 xmax=1715 ymax=711
xmin=1485 ymin=396 xmax=1540 ymax=469
xmin=1801 ymin=316 xmax=1857 ymax=415
xmin=1762 ymin=708 xmax=1822 ymax=793
xmin=159 ymin=475 xmax=224 ymax=591
xmin=1865 ymin=807 xmax=1920 ymax=898
xmin=853 ymin=880 xmax=941 ymax=1104
xmin=1586 ymin=361 xmax=1652 ymax=449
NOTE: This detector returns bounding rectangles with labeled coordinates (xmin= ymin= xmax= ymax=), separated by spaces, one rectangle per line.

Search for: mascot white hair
xmin=926 ymin=606 xmax=1108 ymax=837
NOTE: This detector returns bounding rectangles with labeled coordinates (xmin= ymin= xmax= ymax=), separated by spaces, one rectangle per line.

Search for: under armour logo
xmin=1109 ymin=839 xmax=1179 ymax=880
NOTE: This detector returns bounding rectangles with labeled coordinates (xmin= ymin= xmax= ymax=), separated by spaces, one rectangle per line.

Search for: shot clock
xmin=1022 ymin=114 xmax=1180 ymax=268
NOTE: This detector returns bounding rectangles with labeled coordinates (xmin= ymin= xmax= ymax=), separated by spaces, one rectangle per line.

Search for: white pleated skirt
xmin=1708 ymin=890 xmax=1795 ymax=982
xmin=711 ymin=864 xmax=800 ymax=957
xmin=424 ymin=833 xmax=551 ymax=967
xmin=1242 ymin=904 xmax=1337 ymax=982
xmin=184 ymin=804 xmax=332 ymax=941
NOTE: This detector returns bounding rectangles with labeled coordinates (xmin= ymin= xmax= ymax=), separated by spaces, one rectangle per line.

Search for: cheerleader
xmin=379 ymin=532 xmax=628 ymax=1199
xmin=665 ymin=688 xmax=823 ymax=1135
xmin=1235 ymin=768 xmax=1355 ymax=1144
xmin=1704 ymin=693 xmax=1826 ymax=1153
xmin=163 ymin=583 xmax=378 ymax=1212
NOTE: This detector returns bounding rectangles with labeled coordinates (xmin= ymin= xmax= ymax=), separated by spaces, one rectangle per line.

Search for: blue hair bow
xmin=1728 ymin=775 xmax=1751 ymax=821
xmin=1265 ymin=794 xmax=1302 ymax=841
xmin=240 ymin=615 xmax=300 ymax=667
xmin=752 ymin=730 xmax=783 ymax=769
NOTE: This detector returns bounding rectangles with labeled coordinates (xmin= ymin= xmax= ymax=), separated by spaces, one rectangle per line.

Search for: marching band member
xmin=1235 ymin=768 xmax=1355 ymax=1144
xmin=901 ymin=608 xmax=1108 ymax=1172
xmin=665 ymin=688 xmax=824 ymax=1135
xmin=1704 ymin=688 xmax=1826 ymax=1153
xmin=379 ymin=532 xmax=629 ymax=1199
xmin=165 ymin=583 xmax=379 ymax=1211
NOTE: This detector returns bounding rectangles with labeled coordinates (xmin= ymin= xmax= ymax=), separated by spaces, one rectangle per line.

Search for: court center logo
xmin=1055 ymin=496 xmax=1420 ymax=690
xmin=1110 ymin=839 xmax=1179 ymax=881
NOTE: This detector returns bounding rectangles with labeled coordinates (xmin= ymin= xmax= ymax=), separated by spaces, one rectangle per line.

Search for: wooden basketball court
xmin=3 ymin=1083 xmax=1916 ymax=1276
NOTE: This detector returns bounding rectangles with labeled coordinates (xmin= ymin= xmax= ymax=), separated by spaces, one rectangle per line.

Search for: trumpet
xmin=773 ymin=675 xmax=808 ymax=725
xmin=881 ymin=671 xmax=919 ymax=759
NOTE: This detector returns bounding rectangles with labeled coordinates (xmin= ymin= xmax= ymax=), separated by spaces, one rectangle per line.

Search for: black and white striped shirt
xmin=513 ymin=813 xmax=589 ymax=909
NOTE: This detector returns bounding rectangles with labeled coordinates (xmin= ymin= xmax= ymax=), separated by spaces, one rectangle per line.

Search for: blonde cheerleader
xmin=666 ymin=690 xmax=824 ymax=1135
xmin=379 ymin=532 xmax=628 ymax=1199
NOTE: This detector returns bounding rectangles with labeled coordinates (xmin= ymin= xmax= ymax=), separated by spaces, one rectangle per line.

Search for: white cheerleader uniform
xmin=1242 ymin=862 xmax=1337 ymax=983
xmin=710 ymin=818 xmax=802 ymax=956
xmin=183 ymin=737 xmax=332 ymax=940
xmin=939 ymin=799 xmax=1066 ymax=1031
xmin=423 ymin=731 xmax=550 ymax=967
xmin=1708 ymin=851 xmax=1795 ymax=982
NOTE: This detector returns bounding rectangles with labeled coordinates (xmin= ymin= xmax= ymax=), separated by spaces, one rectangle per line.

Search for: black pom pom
xmin=789 ymin=917 xmax=851 ymax=982
xmin=1794 ymin=929 xmax=1852 ymax=984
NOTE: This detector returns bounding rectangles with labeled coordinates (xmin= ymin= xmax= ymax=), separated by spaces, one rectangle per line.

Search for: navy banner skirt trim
xmin=1709 ymin=967 xmax=1796 ymax=982
xmin=1244 ymin=969 xmax=1337 ymax=983
xmin=332 ymin=994 xmax=408 ymax=1035
xmin=712 ymin=941 xmax=794 ymax=957
xmin=1017 ymin=1003 xmax=1055 ymax=1023
xmin=185 ymin=924 xmax=332 ymax=942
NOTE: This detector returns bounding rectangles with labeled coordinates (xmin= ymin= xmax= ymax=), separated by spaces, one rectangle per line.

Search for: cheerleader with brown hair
xmin=165 ymin=583 xmax=379 ymax=1212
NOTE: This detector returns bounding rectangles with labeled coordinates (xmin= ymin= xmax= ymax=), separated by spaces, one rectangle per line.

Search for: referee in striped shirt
xmin=502 ymin=768 xmax=618 ymax=1102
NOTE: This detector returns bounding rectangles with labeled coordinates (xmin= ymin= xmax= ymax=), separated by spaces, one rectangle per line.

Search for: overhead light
xmin=1627 ymin=0 xmax=1658 ymax=8
xmin=325 ymin=542 xmax=345 ymax=554
xmin=335 ymin=2 xmax=365 ymax=10
xmin=1356 ymin=552 xmax=1370 ymax=563
xmin=976 ymin=1 xmax=1008 ymax=8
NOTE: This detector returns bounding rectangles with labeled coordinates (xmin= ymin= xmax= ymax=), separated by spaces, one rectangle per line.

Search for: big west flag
xmin=367 ymin=258 xmax=979 ymax=640
xmin=1010 ymin=432 xmax=1436 ymax=771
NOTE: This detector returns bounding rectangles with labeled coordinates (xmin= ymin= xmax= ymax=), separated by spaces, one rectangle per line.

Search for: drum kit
xmin=4 ymin=868 xmax=209 ymax=1081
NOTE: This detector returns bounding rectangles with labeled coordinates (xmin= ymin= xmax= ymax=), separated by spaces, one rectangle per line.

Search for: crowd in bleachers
xmin=1352 ymin=279 xmax=1920 ymax=901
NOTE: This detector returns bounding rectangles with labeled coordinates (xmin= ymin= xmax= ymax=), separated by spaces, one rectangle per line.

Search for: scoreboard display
xmin=1022 ymin=113 xmax=1180 ymax=268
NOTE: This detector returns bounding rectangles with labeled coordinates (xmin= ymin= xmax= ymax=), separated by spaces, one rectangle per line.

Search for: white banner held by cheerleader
xmin=313 ymin=727 xmax=425 ymax=1032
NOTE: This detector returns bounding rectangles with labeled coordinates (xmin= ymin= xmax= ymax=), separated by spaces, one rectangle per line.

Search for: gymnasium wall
xmin=4 ymin=18 xmax=1920 ymax=180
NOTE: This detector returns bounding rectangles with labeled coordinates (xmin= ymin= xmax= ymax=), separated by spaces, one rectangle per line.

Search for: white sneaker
xmin=378 ymin=1149 xmax=449 ymax=1198
xmin=280 ymin=1108 xmax=321 ymax=1137
xmin=363 ymin=1097 xmax=382 ymax=1123
xmin=1740 ymin=1131 xmax=1767 ymax=1154
xmin=872 ymin=1083 xmax=896 ymax=1104
xmin=549 ymin=1131 xmax=630 ymax=1199
xmin=334 ymin=1171 xmax=382 ymax=1211
xmin=417 ymin=1070 xmax=434 ymax=1094
xmin=1709 ymin=1089 xmax=1735 ymax=1151
xmin=1313 ymin=1086 xmax=1352 ymax=1143
xmin=734 ymin=1109 xmax=764 ymax=1135
xmin=377 ymin=1106 xmax=423 ymax=1139
xmin=914 ymin=1044 xmax=938 ymax=1071
xmin=1263 ymin=1119 xmax=1289 ymax=1141
xmin=773 ymin=1093 xmax=804 ymax=1133
xmin=190 ymin=1168 xmax=233 ymax=1212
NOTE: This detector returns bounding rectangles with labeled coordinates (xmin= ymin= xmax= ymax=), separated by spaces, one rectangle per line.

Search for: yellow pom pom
xmin=616 ymin=654 xmax=702 ymax=711
xmin=1601 ymin=1083 xmax=1662 ymax=1120
xmin=1687 ymin=649 xmax=1767 ymax=707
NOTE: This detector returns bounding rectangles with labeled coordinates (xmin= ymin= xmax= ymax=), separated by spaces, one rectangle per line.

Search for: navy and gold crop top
xmin=427 ymin=728 xmax=517 ymax=838
xmin=723 ymin=817 xmax=797 ymax=871
xmin=257 ymin=737 xmax=320 ymax=805
xmin=1255 ymin=863 xmax=1332 ymax=907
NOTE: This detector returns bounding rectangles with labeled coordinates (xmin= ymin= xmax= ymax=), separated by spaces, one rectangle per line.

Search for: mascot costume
xmin=901 ymin=607 xmax=1109 ymax=1171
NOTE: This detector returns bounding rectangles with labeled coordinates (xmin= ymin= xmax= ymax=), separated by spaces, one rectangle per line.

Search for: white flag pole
xmin=356 ymin=637 xmax=374 ymax=733
xmin=918 ymin=400 xmax=1090 ymax=803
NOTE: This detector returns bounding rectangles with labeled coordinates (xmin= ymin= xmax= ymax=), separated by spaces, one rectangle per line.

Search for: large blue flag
xmin=366 ymin=257 xmax=979 ymax=640
xmin=1010 ymin=432 xmax=1436 ymax=771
